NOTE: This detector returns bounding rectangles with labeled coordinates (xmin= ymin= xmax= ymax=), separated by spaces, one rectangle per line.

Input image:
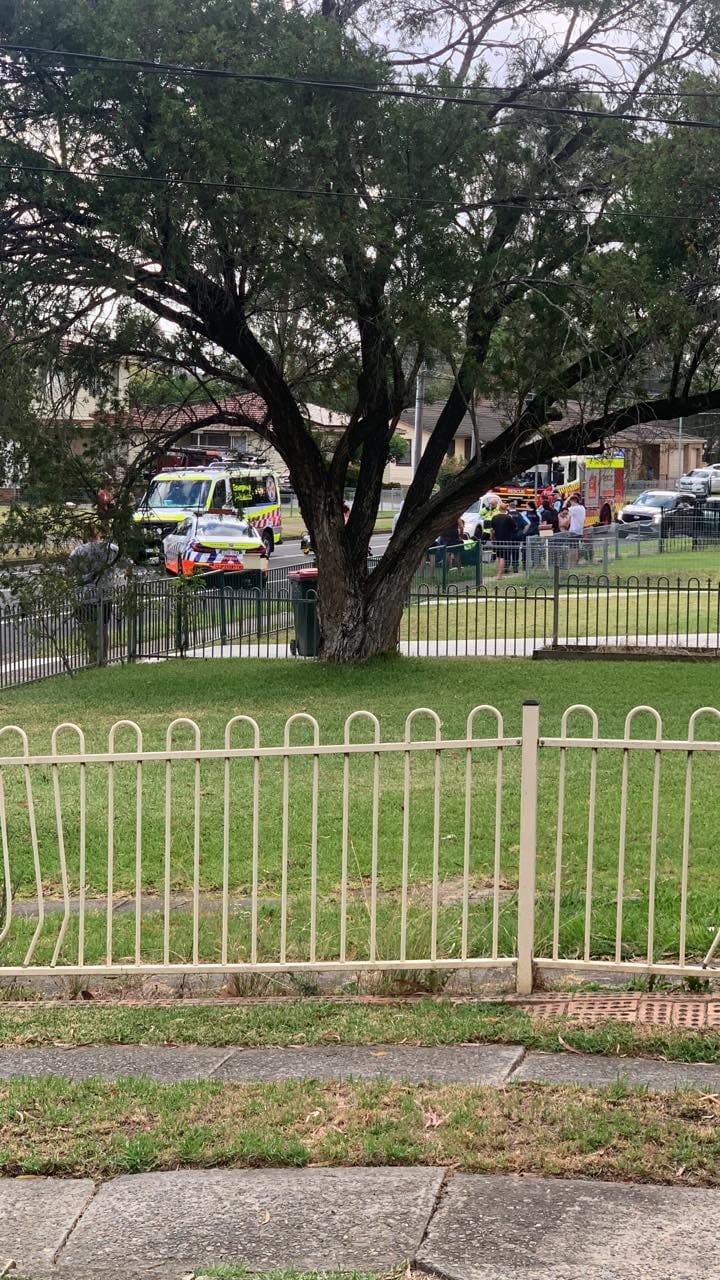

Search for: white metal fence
xmin=0 ymin=701 xmax=719 ymax=991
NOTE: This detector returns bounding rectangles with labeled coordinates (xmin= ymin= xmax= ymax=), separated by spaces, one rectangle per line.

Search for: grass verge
xmin=3 ymin=999 xmax=720 ymax=1063
xmin=1 ymin=1074 xmax=718 ymax=1184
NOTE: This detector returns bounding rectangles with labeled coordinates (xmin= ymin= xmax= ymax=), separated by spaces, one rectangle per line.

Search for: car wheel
xmin=262 ymin=529 xmax=274 ymax=557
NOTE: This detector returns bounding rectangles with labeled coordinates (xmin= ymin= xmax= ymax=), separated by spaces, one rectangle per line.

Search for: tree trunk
xmin=313 ymin=540 xmax=415 ymax=660
xmin=317 ymin=571 xmax=407 ymax=659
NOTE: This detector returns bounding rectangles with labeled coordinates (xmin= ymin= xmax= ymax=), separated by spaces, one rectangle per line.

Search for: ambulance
xmin=133 ymin=463 xmax=282 ymax=560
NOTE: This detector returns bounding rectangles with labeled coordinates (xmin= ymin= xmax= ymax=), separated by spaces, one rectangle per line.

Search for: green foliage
xmin=3 ymin=0 xmax=720 ymax=653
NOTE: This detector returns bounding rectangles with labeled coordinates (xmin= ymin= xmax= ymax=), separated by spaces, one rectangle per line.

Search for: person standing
xmin=69 ymin=523 xmax=121 ymax=664
xmin=489 ymin=502 xmax=516 ymax=579
xmin=566 ymin=493 xmax=587 ymax=566
xmin=539 ymin=497 xmax=559 ymax=533
xmin=508 ymin=500 xmax=529 ymax=572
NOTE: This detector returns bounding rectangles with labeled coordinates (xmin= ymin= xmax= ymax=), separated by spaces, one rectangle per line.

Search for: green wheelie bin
xmin=289 ymin=567 xmax=320 ymax=656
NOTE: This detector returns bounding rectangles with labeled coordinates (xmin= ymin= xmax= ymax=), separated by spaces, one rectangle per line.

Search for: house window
xmin=463 ymin=438 xmax=472 ymax=461
xmin=446 ymin=440 xmax=456 ymax=458
xmin=196 ymin=432 xmax=230 ymax=447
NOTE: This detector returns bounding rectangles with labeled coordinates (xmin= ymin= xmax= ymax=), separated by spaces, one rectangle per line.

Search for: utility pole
xmin=412 ymin=365 xmax=426 ymax=476
xmin=677 ymin=416 xmax=684 ymax=481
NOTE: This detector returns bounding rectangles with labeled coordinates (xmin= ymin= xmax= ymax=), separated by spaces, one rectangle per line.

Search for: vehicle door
xmin=210 ymin=478 xmax=230 ymax=509
xmin=164 ymin=516 xmax=194 ymax=574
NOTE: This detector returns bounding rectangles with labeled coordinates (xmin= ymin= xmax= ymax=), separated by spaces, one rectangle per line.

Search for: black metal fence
xmin=400 ymin=572 xmax=720 ymax=656
xmin=0 ymin=575 xmax=307 ymax=688
xmin=2 ymin=565 xmax=719 ymax=689
xmin=399 ymin=573 xmax=717 ymax=660
xmin=369 ymin=526 xmax=720 ymax=593
xmin=659 ymin=505 xmax=720 ymax=550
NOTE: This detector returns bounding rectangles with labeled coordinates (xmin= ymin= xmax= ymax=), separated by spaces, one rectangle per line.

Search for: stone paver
xmin=0 ymin=1177 xmax=95 ymax=1276
xmin=54 ymin=1167 xmax=445 ymax=1279
xmin=215 ymin=1043 xmax=524 ymax=1084
xmin=514 ymin=991 xmax=720 ymax=1028
xmin=0 ymin=1045 xmax=234 ymax=1082
xmin=514 ymin=1049 xmax=720 ymax=1093
xmin=417 ymin=1174 xmax=720 ymax=1279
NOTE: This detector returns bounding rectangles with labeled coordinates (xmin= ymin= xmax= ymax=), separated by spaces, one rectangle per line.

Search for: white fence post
xmin=517 ymin=699 xmax=540 ymax=994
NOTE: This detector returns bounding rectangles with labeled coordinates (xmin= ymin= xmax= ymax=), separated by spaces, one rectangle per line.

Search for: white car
xmin=162 ymin=511 xmax=268 ymax=580
xmin=677 ymin=468 xmax=714 ymax=497
xmin=391 ymin=496 xmax=494 ymax=538
xmin=460 ymin=499 xmax=489 ymax=538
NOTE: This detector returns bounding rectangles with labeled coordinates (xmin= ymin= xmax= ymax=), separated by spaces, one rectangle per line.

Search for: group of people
xmin=438 ymin=487 xmax=590 ymax=580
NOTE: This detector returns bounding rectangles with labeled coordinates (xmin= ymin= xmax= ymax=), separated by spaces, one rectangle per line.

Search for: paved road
xmin=272 ymin=532 xmax=391 ymax=571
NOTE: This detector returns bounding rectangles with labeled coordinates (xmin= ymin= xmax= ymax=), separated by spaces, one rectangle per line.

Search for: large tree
xmin=2 ymin=0 xmax=720 ymax=656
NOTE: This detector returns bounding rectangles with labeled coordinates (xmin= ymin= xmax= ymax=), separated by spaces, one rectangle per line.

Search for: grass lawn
xmin=0 ymin=658 xmax=719 ymax=970
xmin=1 ymin=1074 xmax=717 ymax=1184
xmin=407 ymin=547 xmax=720 ymax=593
xmin=3 ymin=1000 xmax=720 ymax=1063
xmin=402 ymin=583 xmax=720 ymax=643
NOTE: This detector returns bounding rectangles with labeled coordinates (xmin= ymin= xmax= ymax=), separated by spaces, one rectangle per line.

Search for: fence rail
xmin=1 ymin=700 xmax=719 ymax=991
xmin=384 ymin=524 xmax=720 ymax=592
xmin=2 ymin=568 xmax=720 ymax=687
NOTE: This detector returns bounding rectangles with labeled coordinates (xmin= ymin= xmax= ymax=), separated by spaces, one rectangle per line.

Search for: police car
xmin=162 ymin=511 xmax=268 ymax=581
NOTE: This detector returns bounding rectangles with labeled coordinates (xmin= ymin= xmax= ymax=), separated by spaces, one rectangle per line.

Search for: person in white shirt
xmin=566 ymin=494 xmax=586 ymax=565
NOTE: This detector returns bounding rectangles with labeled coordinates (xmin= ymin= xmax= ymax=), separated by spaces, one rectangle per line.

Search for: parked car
xmin=617 ymin=490 xmax=700 ymax=537
xmin=458 ymin=500 xmax=486 ymax=539
xmin=677 ymin=468 xmax=714 ymax=498
xmin=162 ymin=511 xmax=268 ymax=583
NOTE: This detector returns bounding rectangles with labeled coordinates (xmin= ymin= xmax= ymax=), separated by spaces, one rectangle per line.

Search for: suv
xmin=617 ymin=490 xmax=699 ymax=536
xmin=134 ymin=465 xmax=281 ymax=560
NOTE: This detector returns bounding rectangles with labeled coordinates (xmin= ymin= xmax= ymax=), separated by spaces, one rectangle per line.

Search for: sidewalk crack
xmin=206 ymin=1048 xmax=242 ymax=1077
xmin=52 ymin=1181 xmax=99 ymax=1265
xmin=413 ymin=1168 xmax=450 ymax=1266
xmin=504 ymin=1043 xmax=527 ymax=1083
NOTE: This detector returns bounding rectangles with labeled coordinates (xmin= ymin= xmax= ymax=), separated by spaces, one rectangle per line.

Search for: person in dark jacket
xmin=539 ymin=499 xmax=559 ymax=532
xmin=489 ymin=503 xmax=516 ymax=579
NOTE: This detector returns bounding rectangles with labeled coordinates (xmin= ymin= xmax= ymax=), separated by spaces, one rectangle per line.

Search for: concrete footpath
xmin=3 ymin=1043 xmax=720 ymax=1279
xmin=3 ymin=1169 xmax=719 ymax=1279
xmin=1 ymin=1040 xmax=720 ymax=1090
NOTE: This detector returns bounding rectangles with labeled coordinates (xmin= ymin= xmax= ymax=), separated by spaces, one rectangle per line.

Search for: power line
xmin=3 ymin=40 xmax=719 ymax=101
xmin=0 ymin=159 xmax=600 ymax=209
xmin=0 ymin=159 xmax=718 ymax=226
xmin=3 ymin=42 xmax=720 ymax=133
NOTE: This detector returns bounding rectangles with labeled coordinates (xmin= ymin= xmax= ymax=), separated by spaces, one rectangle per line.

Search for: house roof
xmin=398 ymin=400 xmax=502 ymax=443
xmin=398 ymin=399 xmax=707 ymax=446
xmin=174 ymin=399 xmax=351 ymax=434
xmin=133 ymin=393 xmax=267 ymax=430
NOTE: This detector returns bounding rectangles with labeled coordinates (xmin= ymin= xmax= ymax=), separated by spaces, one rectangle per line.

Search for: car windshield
xmin=688 ymin=470 xmax=708 ymax=477
xmin=146 ymin=479 xmax=211 ymax=508
xmin=464 ymin=501 xmax=482 ymax=514
xmin=196 ymin=518 xmax=253 ymax=538
xmin=633 ymin=492 xmax=675 ymax=508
